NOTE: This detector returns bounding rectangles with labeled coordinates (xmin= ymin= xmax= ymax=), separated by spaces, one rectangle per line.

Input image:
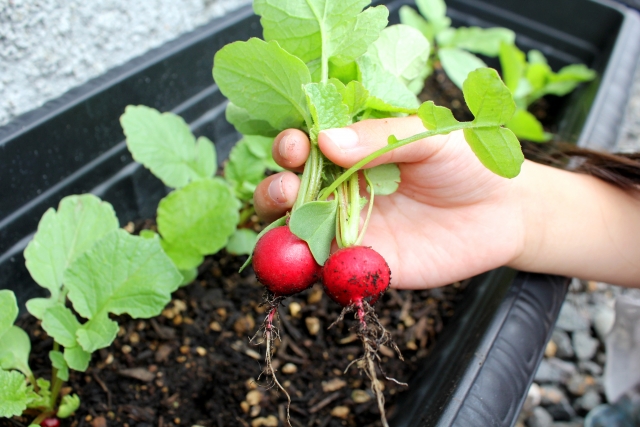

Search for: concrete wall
xmin=0 ymin=0 xmax=250 ymax=127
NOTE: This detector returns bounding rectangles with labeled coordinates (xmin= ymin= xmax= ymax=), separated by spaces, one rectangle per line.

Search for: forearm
xmin=509 ymin=160 xmax=640 ymax=287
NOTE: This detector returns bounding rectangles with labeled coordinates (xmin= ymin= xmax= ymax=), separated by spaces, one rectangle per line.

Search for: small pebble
xmin=551 ymin=330 xmax=575 ymax=359
xmin=545 ymin=340 xmax=557 ymax=358
xmin=576 ymin=389 xmax=601 ymax=411
xmin=281 ymin=363 xmax=298 ymax=374
xmin=322 ymin=378 xmax=347 ymax=392
xmin=556 ymin=303 xmax=591 ymax=332
xmin=246 ymin=390 xmax=263 ymax=406
xmin=572 ymin=331 xmax=599 ymax=360
xmin=540 ymin=385 xmax=567 ymax=405
xmin=289 ymin=302 xmax=302 ymax=318
xmin=250 ymin=415 xmax=278 ymax=427
xmin=305 ymin=317 xmax=320 ymax=335
xmin=330 ymin=406 xmax=350 ymax=419
xmin=351 ymin=389 xmax=371 ymax=403
xmin=528 ymin=406 xmax=554 ymax=427
xmin=524 ymin=383 xmax=542 ymax=412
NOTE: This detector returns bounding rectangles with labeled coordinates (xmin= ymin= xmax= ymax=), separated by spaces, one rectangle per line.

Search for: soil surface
xmin=11 ymin=245 xmax=467 ymax=427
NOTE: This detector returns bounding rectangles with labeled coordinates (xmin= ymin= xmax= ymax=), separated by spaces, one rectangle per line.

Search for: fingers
xmin=254 ymin=171 xmax=300 ymax=222
xmin=318 ymin=116 xmax=454 ymax=168
xmin=272 ymin=129 xmax=310 ymax=172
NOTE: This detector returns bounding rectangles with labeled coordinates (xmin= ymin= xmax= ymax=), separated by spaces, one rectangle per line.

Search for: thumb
xmin=317 ymin=116 xmax=453 ymax=168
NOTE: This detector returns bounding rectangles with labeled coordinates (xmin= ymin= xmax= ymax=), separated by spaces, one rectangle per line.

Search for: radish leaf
xmin=418 ymin=101 xmax=460 ymax=130
xmin=213 ymin=38 xmax=312 ymax=130
xmin=463 ymin=68 xmax=515 ymax=126
xmin=290 ymin=199 xmax=338 ymax=265
xmin=305 ymin=82 xmax=350 ymax=141
xmin=254 ymin=0 xmax=388 ymax=68
xmin=439 ymin=27 xmax=514 ymax=57
xmin=367 ymin=25 xmax=431 ymax=95
xmin=49 ymin=351 xmax=69 ymax=381
xmin=225 ymin=103 xmax=279 ymax=137
xmin=357 ymin=54 xmax=420 ymax=113
xmin=157 ymin=179 xmax=240 ymax=269
xmin=506 ymin=109 xmax=552 ymax=143
xmin=226 ymin=229 xmax=259 ymax=256
xmin=0 ymin=290 xmax=18 ymax=337
xmin=57 ymin=393 xmax=80 ymax=418
xmin=225 ymin=135 xmax=281 ymax=201
xmin=0 ymin=327 xmax=32 ymax=378
xmin=365 ymin=164 xmax=401 ymax=196
xmin=63 ymin=229 xmax=182 ymax=352
xmin=63 ymin=346 xmax=91 ymax=372
xmin=120 ymin=105 xmax=216 ymax=188
xmin=24 ymin=195 xmax=118 ymax=319
xmin=0 ymin=370 xmax=37 ymax=417
xmin=438 ymin=47 xmax=486 ymax=89
xmin=41 ymin=303 xmax=81 ymax=348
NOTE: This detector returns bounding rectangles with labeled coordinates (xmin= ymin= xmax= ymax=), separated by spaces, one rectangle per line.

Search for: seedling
xmin=499 ymin=43 xmax=596 ymax=142
xmin=400 ymin=0 xmax=515 ymax=89
xmin=0 ymin=195 xmax=182 ymax=424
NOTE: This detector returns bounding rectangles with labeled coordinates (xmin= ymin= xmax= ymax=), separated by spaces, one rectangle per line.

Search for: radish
xmin=321 ymin=246 xmax=390 ymax=307
xmin=251 ymin=225 xmax=320 ymax=424
xmin=252 ymin=226 xmax=321 ymax=296
xmin=40 ymin=418 xmax=60 ymax=427
xmin=322 ymin=246 xmax=401 ymax=427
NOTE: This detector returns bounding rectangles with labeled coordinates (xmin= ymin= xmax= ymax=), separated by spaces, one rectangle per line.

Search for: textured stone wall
xmin=0 ymin=0 xmax=249 ymax=126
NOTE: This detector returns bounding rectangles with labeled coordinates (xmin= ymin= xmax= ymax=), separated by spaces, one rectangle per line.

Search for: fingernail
xmin=278 ymin=134 xmax=292 ymax=160
xmin=268 ymin=176 xmax=286 ymax=204
xmin=322 ymin=128 xmax=359 ymax=149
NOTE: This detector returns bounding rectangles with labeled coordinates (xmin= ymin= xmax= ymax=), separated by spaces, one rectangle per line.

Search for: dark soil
xmin=11 ymin=247 xmax=467 ymax=427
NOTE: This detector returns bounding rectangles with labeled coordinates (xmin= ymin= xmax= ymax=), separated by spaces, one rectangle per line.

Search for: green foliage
xmin=57 ymin=394 xmax=80 ymax=418
xmin=120 ymin=105 xmax=216 ymax=188
xmin=157 ymin=179 xmax=240 ymax=270
xmin=365 ymin=164 xmax=401 ymax=196
xmin=400 ymin=0 xmax=514 ymax=90
xmin=0 ymin=369 xmax=37 ymax=417
xmin=226 ymin=229 xmax=259 ymax=256
xmin=289 ymin=200 xmax=338 ymax=265
xmin=499 ymin=43 xmax=595 ymax=142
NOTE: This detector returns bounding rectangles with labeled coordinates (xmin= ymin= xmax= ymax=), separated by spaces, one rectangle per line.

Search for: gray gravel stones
xmin=573 ymin=331 xmax=600 ymax=360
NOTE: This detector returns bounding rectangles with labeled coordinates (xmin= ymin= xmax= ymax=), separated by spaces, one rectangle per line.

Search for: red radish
xmin=251 ymin=225 xmax=321 ymax=424
xmin=252 ymin=226 xmax=321 ymax=296
xmin=322 ymin=246 xmax=398 ymax=427
xmin=40 ymin=419 xmax=60 ymax=427
xmin=322 ymin=246 xmax=390 ymax=307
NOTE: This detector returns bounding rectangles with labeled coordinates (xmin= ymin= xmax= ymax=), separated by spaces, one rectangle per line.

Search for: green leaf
xmin=239 ymin=216 xmax=287 ymax=272
xmin=0 ymin=369 xmax=36 ymax=417
xmin=0 ymin=290 xmax=18 ymax=338
xmin=121 ymin=105 xmax=216 ymax=188
xmin=41 ymin=304 xmax=81 ymax=348
xmin=225 ymin=135 xmax=278 ymax=201
xmin=365 ymin=164 xmax=401 ymax=195
xmin=289 ymin=200 xmax=338 ymax=265
xmin=528 ymin=49 xmax=547 ymax=65
xmin=418 ymin=100 xmax=460 ymax=130
xmin=399 ymin=6 xmax=434 ymax=42
xmin=367 ymin=25 xmax=431 ymax=95
xmin=57 ymin=394 xmax=80 ymax=418
xmin=337 ymin=81 xmax=370 ymax=118
xmin=525 ymin=62 xmax=552 ymax=92
xmin=254 ymin=0 xmax=388 ymax=67
xmin=157 ymin=179 xmax=240 ymax=268
xmin=161 ymin=242 xmax=203 ymax=271
xmin=27 ymin=378 xmax=51 ymax=409
xmin=0 ymin=327 xmax=33 ymax=378
xmin=305 ymin=82 xmax=350 ymax=141
xmin=76 ymin=316 xmax=119 ymax=353
xmin=438 ymin=47 xmax=487 ymax=89
xmin=357 ymin=54 xmax=420 ymax=113
xmin=441 ymin=27 xmax=515 ymax=57
xmin=225 ymin=103 xmax=279 ymax=137
xmin=226 ymin=229 xmax=259 ymax=256
xmin=178 ymin=268 xmax=198 ymax=286
xmin=63 ymin=229 xmax=182 ymax=351
xmin=213 ymin=38 xmax=312 ymax=130
xmin=64 ymin=346 xmax=91 ymax=372
xmin=24 ymin=195 xmax=119 ymax=319
xmin=415 ymin=0 xmax=450 ymax=34
xmin=328 ymin=61 xmax=359 ymax=84
xmin=49 ymin=351 xmax=69 ymax=381
xmin=463 ymin=68 xmax=516 ymax=126
xmin=499 ymin=42 xmax=526 ymax=93
xmin=463 ymin=127 xmax=523 ymax=178
xmin=506 ymin=109 xmax=552 ymax=142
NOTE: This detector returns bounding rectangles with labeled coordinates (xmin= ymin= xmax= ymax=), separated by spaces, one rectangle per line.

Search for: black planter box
xmin=1 ymin=0 xmax=639 ymax=426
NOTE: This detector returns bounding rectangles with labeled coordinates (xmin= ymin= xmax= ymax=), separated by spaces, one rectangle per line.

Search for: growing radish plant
xmin=120 ymin=105 xmax=284 ymax=283
xmin=0 ymin=194 xmax=182 ymax=424
xmin=212 ymin=0 xmax=524 ymax=424
xmin=400 ymin=0 xmax=515 ymax=89
xmin=499 ymin=43 xmax=596 ymax=142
